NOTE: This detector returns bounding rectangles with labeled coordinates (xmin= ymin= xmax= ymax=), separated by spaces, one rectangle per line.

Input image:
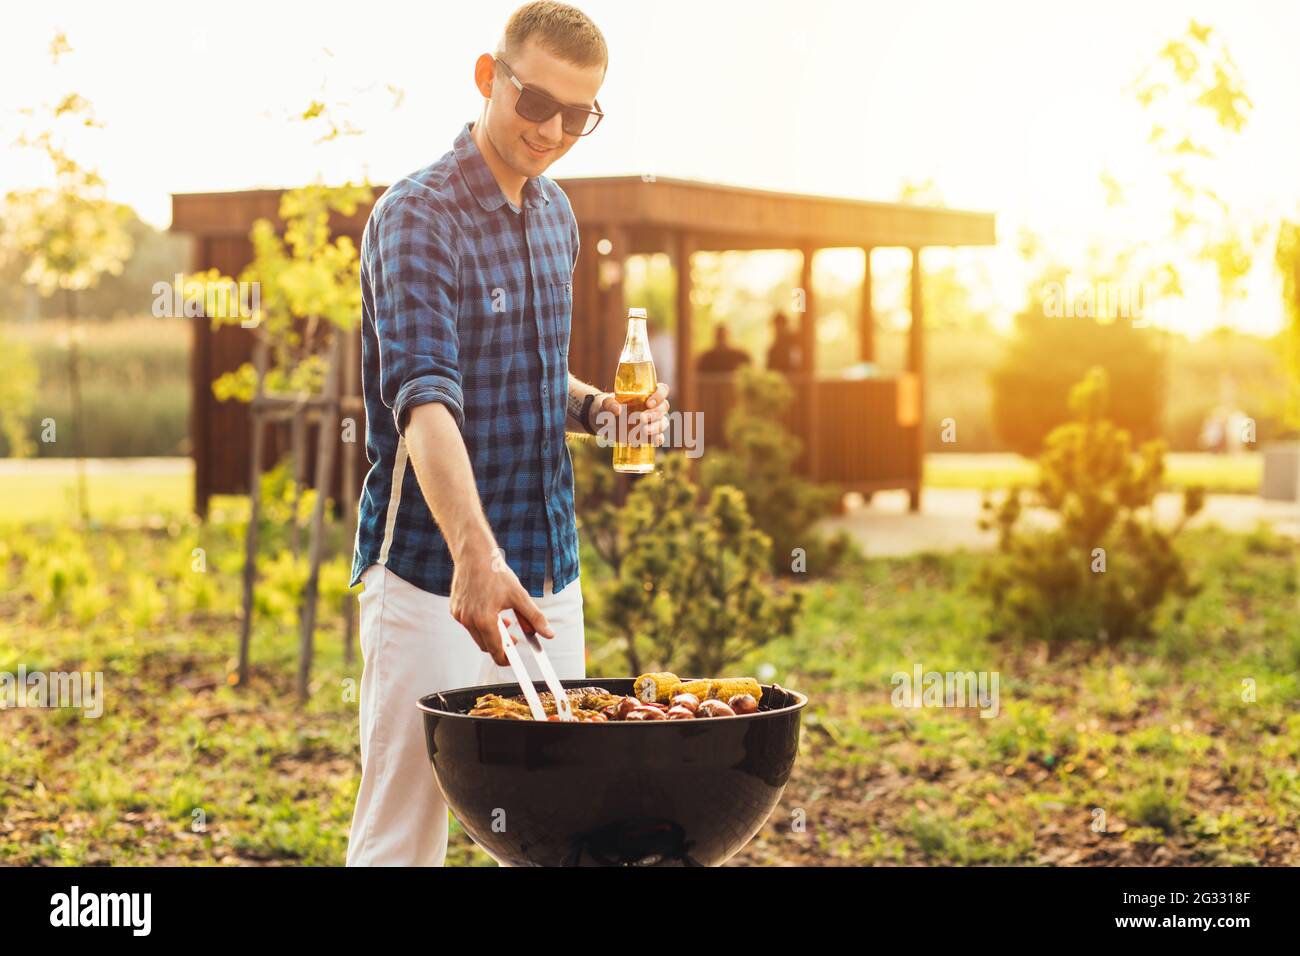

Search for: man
xmin=765 ymin=310 xmax=801 ymax=374
xmin=696 ymin=323 xmax=751 ymax=374
xmin=346 ymin=1 xmax=671 ymax=867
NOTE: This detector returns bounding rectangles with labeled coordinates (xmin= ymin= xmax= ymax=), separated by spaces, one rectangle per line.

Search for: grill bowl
xmin=418 ymin=677 xmax=807 ymax=866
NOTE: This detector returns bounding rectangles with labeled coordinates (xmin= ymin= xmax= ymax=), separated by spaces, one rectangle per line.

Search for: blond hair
xmin=497 ymin=1 xmax=608 ymax=73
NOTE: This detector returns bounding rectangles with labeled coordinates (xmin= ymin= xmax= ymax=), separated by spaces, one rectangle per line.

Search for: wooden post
xmin=860 ymin=246 xmax=875 ymax=363
xmin=237 ymin=338 xmax=268 ymax=687
xmin=598 ymin=225 xmax=632 ymax=502
xmin=290 ymin=413 xmax=305 ymax=559
xmin=672 ymin=230 xmax=695 ymax=442
xmin=593 ymin=224 xmax=628 ymax=379
xmin=190 ymin=237 xmax=212 ymax=520
xmin=571 ymin=226 xmax=601 ymax=386
xmin=297 ymin=334 xmax=344 ymax=702
xmin=64 ymin=289 xmax=89 ymax=524
xmin=799 ymin=246 xmax=818 ymax=477
xmin=907 ymin=247 xmax=924 ymax=512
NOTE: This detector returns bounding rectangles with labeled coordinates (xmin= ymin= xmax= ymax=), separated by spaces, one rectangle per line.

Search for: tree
xmin=2 ymin=32 xmax=133 ymax=517
xmin=1121 ymin=19 xmax=1263 ymax=316
xmin=194 ymin=90 xmax=379 ymax=699
xmin=204 ymin=176 xmax=370 ymax=698
xmin=207 ymin=179 xmax=370 ymax=401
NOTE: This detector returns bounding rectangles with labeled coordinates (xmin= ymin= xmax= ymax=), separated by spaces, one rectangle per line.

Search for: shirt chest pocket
xmin=546 ymin=279 xmax=573 ymax=359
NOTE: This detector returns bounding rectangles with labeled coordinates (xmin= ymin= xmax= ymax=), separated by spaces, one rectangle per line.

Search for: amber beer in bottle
xmin=612 ymin=307 xmax=657 ymax=473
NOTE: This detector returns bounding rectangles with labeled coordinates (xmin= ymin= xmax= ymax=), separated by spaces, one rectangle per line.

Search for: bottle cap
xmin=628 ymin=307 xmax=647 ymax=318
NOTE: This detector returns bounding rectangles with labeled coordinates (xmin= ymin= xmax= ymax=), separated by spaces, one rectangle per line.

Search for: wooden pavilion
xmin=172 ymin=176 xmax=994 ymax=515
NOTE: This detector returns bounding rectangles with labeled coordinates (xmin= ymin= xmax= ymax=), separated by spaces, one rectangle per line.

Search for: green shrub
xmin=976 ymin=367 xmax=1203 ymax=653
xmin=700 ymin=366 xmax=850 ymax=576
xmin=1124 ymin=773 xmax=1190 ymax=834
xmin=572 ymin=444 xmax=800 ymax=676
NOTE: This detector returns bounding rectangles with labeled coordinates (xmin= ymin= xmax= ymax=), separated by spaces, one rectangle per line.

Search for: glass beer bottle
xmin=612 ymin=307 xmax=657 ymax=473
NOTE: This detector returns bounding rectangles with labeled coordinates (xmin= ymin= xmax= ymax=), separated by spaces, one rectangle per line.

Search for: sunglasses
xmin=495 ymin=57 xmax=604 ymax=137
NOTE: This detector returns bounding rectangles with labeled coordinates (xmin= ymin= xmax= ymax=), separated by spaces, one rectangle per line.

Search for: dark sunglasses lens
xmin=561 ymin=108 xmax=599 ymax=136
xmin=515 ymin=83 xmax=599 ymax=136
xmin=515 ymin=88 xmax=558 ymax=123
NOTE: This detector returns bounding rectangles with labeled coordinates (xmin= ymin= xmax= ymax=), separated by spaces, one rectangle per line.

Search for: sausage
xmin=728 ymin=694 xmax=759 ymax=715
xmin=697 ymin=699 xmax=736 ymax=718
xmin=670 ymin=693 xmax=700 ymax=714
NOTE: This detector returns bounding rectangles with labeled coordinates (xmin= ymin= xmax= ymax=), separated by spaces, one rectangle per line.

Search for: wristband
xmin=580 ymin=392 xmax=599 ymax=435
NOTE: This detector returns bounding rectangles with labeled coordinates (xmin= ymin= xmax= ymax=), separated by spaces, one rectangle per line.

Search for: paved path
xmin=821 ymin=488 xmax=1299 ymax=558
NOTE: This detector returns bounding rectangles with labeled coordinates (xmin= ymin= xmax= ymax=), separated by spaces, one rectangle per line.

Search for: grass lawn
xmin=1 ymin=483 xmax=1295 ymax=865
xmin=0 ymin=459 xmax=192 ymax=525
xmin=731 ymin=526 xmax=1298 ymax=865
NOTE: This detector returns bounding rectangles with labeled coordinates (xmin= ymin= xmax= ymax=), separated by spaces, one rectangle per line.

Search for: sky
xmin=1 ymin=0 xmax=1298 ymax=336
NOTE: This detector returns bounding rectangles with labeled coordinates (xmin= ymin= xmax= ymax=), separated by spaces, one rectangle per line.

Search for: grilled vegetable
xmin=633 ymin=672 xmax=681 ymax=704
xmin=701 ymin=679 xmax=762 ymax=705
xmin=671 ymin=679 xmax=711 ymax=700
xmin=632 ymin=673 xmax=764 ymax=707
xmin=662 ymin=677 xmax=764 ymax=706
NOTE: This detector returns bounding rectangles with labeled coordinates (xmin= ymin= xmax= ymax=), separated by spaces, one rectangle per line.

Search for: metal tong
xmin=496 ymin=613 xmax=574 ymax=722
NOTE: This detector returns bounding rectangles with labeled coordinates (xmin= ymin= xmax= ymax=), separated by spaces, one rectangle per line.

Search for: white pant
xmin=345 ymin=563 xmax=586 ymax=867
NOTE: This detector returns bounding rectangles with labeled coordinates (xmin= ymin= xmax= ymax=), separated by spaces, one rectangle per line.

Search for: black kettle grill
xmin=418 ymin=678 xmax=807 ymax=866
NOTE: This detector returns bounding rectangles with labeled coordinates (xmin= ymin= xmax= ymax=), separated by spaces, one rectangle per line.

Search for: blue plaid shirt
xmin=351 ymin=121 xmax=581 ymax=598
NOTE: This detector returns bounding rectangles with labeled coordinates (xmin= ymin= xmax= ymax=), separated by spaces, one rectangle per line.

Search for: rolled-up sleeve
xmin=371 ymin=196 xmax=464 ymax=434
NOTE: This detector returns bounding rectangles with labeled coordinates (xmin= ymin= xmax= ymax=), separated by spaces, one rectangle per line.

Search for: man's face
xmin=482 ymin=39 xmax=604 ymax=178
